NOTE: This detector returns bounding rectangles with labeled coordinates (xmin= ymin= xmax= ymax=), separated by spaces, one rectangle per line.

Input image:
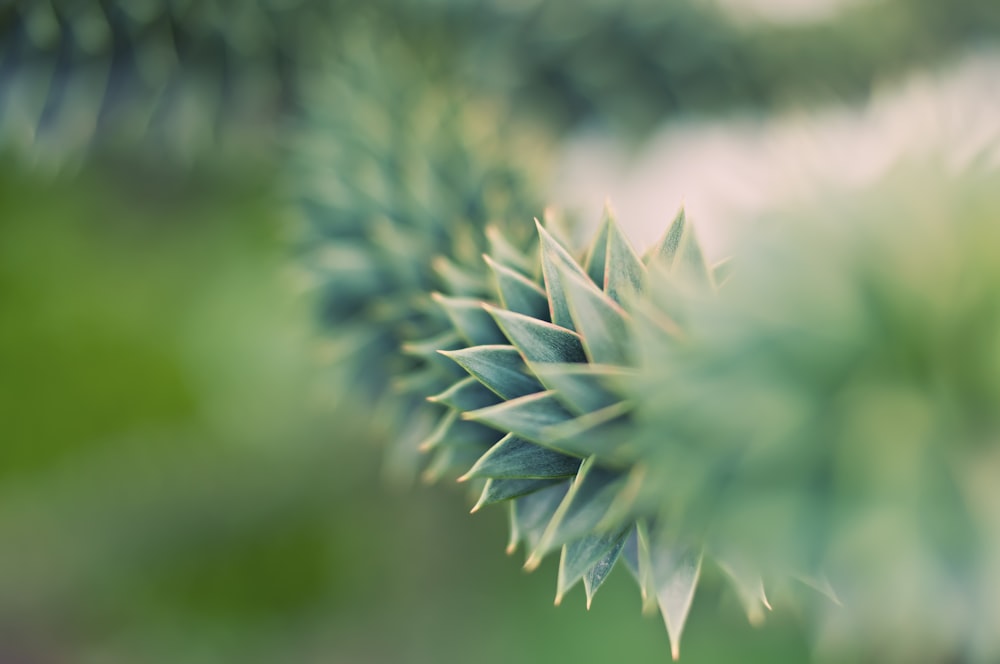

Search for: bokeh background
xmin=2 ymin=1 xmax=998 ymax=662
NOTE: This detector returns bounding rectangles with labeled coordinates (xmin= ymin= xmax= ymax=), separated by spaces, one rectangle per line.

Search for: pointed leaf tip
xmin=536 ymin=218 xmax=592 ymax=329
xmin=649 ymin=538 xmax=702 ymax=661
xmin=485 ymin=253 xmax=550 ymax=320
xmin=443 ymin=345 xmax=543 ymax=400
xmin=486 ymin=304 xmax=587 ymax=364
xmin=555 ymin=262 xmax=631 ymax=365
xmin=604 ymin=218 xmax=645 ymax=304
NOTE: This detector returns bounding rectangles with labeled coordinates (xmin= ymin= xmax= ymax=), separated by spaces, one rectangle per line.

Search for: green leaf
xmin=473 ymin=477 xmax=566 ymax=511
xmin=536 ymin=218 xmax=592 ymax=329
xmin=419 ymin=409 xmax=499 ymax=452
xmin=423 ymin=443 xmax=492 ymax=484
xmin=432 ymin=293 xmax=508 ymax=346
xmin=529 ymin=362 xmax=625 ymax=415
xmin=428 ymin=376 xmax=503 ymax=411
xmin=556 ymin=529 xmax=628 ymax=608
xmin=441 ymin=345 xmax=544 ymax=400
xmin=583 ymin=535 xmax=629 ymax=608
xmin=402 ymin=330 xmax=465 ymax=357
xmin=716 ymin=555 xmax=771 ymax=626
xmin=486 ymin=305 xmax=587 ymax=364
xmin=486 ymin=224 xmax=534 ymax=276
xmin=647 ymin=209 xmax=711 ymax=287
xmin=508 ymin=482 xmax=572 ymax=555
xmin=557 ymin=527 xmax=628 ymax=606
xmin=644 ymin=207 xmax=687 ymax=266
xmin=542 ymin=402 xmax=633 ymax=461
xmin=595 ymin=464 xmax=649 ymax=533
xmin=461 ymin=434 xmax=581 ymax=481
xmin=485 ymin=254 xmax=550 ymax=320
xmin=647 ymin=531 xmax=703 ymax=661
xmin=556 ymin=262 xmax=631 ymax=365
xmin=464 ymin=391 xmax=575 ymax=444
xmin=527 ymin=457 xmax=625 ymax=567
xmin=623 ymin=522 xmax=659 ymax=614
xmin=433 ymin=255 xmax=487 ymax=296
xmin=583 ymin=207 xmax=612 ymax=286
xmin=674 ymin=226 xmax=711 ymax=287
xmin=604 ymin=214 xmax=646 ymax=304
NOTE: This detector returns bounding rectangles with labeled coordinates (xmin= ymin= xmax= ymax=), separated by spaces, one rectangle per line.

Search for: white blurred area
xmin=550 ymin=52 xmax=1000 ymax=260
xmin=708 ymin=0 xmax=863 ymax=25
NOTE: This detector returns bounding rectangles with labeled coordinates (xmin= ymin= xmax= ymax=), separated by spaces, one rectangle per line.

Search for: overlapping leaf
xmin=421 ymin=205 xmax=737 ymax=657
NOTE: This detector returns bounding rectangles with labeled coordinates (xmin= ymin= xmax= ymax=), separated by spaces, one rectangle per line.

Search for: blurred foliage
xmin=632 ymin=160 xmax=1000 ymax=662
xmin=0 ymin=160 xmax=813 ymax=663
xmin=291 ymin=14 xmax=550 ymax=478
xmin=3 ymin=0 xmax=1000 ymax=163
xmin=436 ymin=0 xmax=1000 ymax=133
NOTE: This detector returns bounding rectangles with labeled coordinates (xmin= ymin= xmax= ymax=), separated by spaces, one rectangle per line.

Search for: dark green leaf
xmin=461 ymin=434 xmax=581 ymax=481
xmin=441 ymin=345 xmax=543 ymax=400
xmin=423 ymin=443 xmax=492 ymax=484
xmin=527 ymin=457 xmax=624 ymax=567
xmin=647 ymin=530 xmax=703 ymax=661
xmin=583 ymin=534 xmax=629 ymax=608
xmin=402 ymin=330 xmax=467 ymax=376
xmin=623 ymin=522 xmax=660 ymax=614
xmin=508 ymin=482 xmax=572 ymax=555
xmin=529 ymin=363 xmax=625 ymax=415
xmin=486 ymin=305 xmax=586 ymax=364
xmin=557 ymin=527 xmax=628 ymax=606
xmin=556 ymin=262 xmax=631 ymax=365
xmin=543 ymin=402 xmax=633 ymax=461
xmin=536 ymin=218 xmax=592 ymax=329
xmin=432 ymin=293 xmax=507 ymax=346
xmin=419 ymin=409 xmax=501 ymax=452
xmin=428 ymin=376 xmax=503 ymax=411
xmin=486 ymin=224 xmax=534 ymax=275
xmin=473 ymin=477 xmax=566 ymax=511
xmin=485 ymin=254 xmax=550 ymax=320
xmin=464 ymin=391 xmax=575 ymax=444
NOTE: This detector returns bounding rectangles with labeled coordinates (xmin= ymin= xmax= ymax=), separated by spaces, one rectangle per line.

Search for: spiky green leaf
xmin=462 ymin=434 xmax=581 ymax=481
xmin=441 ymin=345 xmax=543 ymax=400
xmin=509 ymin=482 xmax=572 ymax=555
xmin=604 ymin=213 xmax=646 ymax=303
xmin=536 ymin=219 xmax=592 ymax=329
xmin=485 ymin=254 xmax=550 ymax=320
xmin=487 ymin=305 xmax=587 ymax=364
xmin=474 ymin=478 xmax=566 ymax=511
xmin=647 ymin=533 xmax=703 ymax=661
xmin=464 ymin=391 xmax=575 ymax=444
xmin=529 ymin=363 xmax=625 ymax=415
xmin=583 ymin=210 xmax=612 ymax=286
xmin=527 ymin=458 xmax=624 ymax=565
xmin=433 ymin=293 xmax=508 ymax=346
xmin=428 ymin=376 xmax=504 ymax=411
xmin=556 ymin=262 xmax=631 ymax=365
xmin=557 ymin=528 xmax=629 ymax=606
xmin=542 ymin=402 xmax=634 ymax=460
